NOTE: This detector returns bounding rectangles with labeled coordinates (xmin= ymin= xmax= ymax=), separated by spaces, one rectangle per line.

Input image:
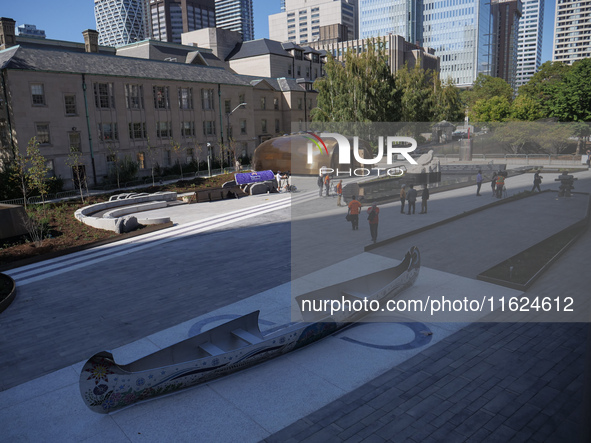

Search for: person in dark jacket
xmin=531 ymin=170 xmax=543 ymax=192
xmin=406 ymin=184 xmax=417 ymax=215
xmin=419 ymin=186 xmax=430 ymax=214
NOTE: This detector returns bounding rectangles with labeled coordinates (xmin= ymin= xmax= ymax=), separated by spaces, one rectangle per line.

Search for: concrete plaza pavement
xmin=0 ymin=167 xmax=590 ymax=441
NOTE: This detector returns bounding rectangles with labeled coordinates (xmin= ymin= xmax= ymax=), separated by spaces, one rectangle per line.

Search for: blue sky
xmin=2 ymin=0 xmax=555 ymax=63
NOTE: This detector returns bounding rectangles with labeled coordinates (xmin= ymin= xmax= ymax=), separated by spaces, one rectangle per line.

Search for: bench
xmin=199 ymin=342 xmax=225 ymax=356
xmin=232 ymin=328 xmax=263 ymax=344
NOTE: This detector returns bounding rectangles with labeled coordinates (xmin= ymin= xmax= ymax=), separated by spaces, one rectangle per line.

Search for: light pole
xmin=224 ymin=102 xmax=247 ymax=171
xmin=207 ymin=142 xmax=212 ymax=177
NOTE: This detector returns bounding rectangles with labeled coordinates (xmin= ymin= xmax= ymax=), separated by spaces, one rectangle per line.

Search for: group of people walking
xmin=399 ymin=184 xmax=429 ymax=215
xmin=345 ymin=183 xmax=430 ymax=244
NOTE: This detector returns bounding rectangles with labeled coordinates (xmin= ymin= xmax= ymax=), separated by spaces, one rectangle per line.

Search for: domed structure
xmin=252 ymin=133 xmax=371 ymax=175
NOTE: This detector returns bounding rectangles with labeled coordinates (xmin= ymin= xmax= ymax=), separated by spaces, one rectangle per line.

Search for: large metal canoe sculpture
xmin=80 ymin=247 xmax=420 ymax=413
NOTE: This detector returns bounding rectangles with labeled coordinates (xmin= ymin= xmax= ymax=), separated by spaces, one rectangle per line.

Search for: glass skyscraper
xmin=215 ymin=0 xmax=254 ymax=41
xmin=421 ymin=0 xmax=493 ymax=87
xmin=94 ymin=0 xmax=147 ymax=47
xmin=359 ymin=0 xmax=494 ymax=87
xmin=516 ymin=0 xmax=543 ymax=88
xmin=359 ymin=0 xmax=420 ymax=44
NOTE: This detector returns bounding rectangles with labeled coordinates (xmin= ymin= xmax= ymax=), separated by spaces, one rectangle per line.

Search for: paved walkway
xmin=0 ymin=167 xmax=590 ymax=441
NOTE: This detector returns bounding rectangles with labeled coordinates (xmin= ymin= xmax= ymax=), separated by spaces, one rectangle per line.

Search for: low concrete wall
xmin=103 ymin=201 xmax=168 ymax=219
xmin=75 ymin=192 xmax=176 ymax=234
xmin=74 ymin=192 xmax=177 ymax=221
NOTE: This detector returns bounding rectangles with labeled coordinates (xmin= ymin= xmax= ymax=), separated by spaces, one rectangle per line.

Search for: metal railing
xmin=0 ymin=167 xmax=250 ymax=207
xmin=435 ymin=153 xmax=584 ymax=166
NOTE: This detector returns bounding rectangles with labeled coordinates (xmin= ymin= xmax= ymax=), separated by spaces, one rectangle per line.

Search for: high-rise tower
xmin=215 ymin=0 xmax=254 ymax=41
xmin=94 ymin=0 xmax=147 ymax=46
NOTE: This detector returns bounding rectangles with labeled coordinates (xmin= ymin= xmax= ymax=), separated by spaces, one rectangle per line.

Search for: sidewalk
xmin=0 ymin=167 xmax=589 ymax=442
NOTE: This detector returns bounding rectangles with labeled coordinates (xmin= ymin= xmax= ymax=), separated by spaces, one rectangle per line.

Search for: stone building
xmin=0 ymin=19 xmax=316 ymax=189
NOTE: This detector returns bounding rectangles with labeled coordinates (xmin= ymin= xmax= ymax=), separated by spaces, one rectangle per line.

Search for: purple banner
xmin=235 ymin=170 xmax=276 ymax=185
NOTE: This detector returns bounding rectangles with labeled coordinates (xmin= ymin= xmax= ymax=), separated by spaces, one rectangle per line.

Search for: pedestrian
xmin=491 ymin=171 xmax=497 ymax=196
xmin=419 ymin=185 xmax=429 ymax=214
xmin=324 ymin=174 xmax=331 ymax=197
xmin=531 ymin=170 xmax=543 ymax=192
xmin=276 ymin=171 xmax=282 ymax=192
xmin=317 ymin=174 xmax=323 ymax=197
xmin=336 ymin=180 xmax=343 ymax=206
xmin=496 ymin=173 xmax=505 ymax=198
xmin=476 ymin=169 xmax=483 ymax=196
xmin=406 ymin=184 xmax=417 ymax=215
xmin=400 ymin=184 xmax=406 ymax=213
xmin=367 ymin=203 xmax=380 ymax=243
xmin=348 ymin=195 xmax=362 ymax=230
xmin=587 ymin=149 xmax=591 ymax=168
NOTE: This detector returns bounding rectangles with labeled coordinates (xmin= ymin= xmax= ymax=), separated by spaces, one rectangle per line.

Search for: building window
xmin=240 ymin=119 xmax=247 ymax=135
xmin=31 ymin=84 xmax=45 ymax=106
xmin=275 ymin=119 xmax=280 ymax=133
xmin=64 ymin=94 xmax=77 ymax=115
xmin=288 ymin=64 xmax=292 ymax=75
xmin=186 ymin=148 xmax=194 ymax=163
xmin=181 ymin=121 xmax=195 ymax=137
xmin=137 ymin=152 xmax=145 ymax=169
xmin=69 ymin=132 xmax=81 ymax=152
xmin=45 ymin=159 xmax=55 ymax=177
xmin=128 ymin=122 xmax=147 ymax=139
xmin=179 ymin=87 xmax=193 ymax=109
xmin=239 ymin=94 xmax=245 ymax=105
xmin=153 ymin=86 xmax=170 ymax=109
xmin=297 ymin=66 xmax=301 ymax=76
xmin=94 ymin=82 xmax=115 ymax=108
xmin=274 ymin=97 xmax=279 ymax=110
xmin=260 ymin=96 xmax=266 ymax=110
xmin=164 ymin=149 xmax=172 ymax=166
xmin=125 ymin=84 xmax=144 ymax=109
xmin=35 ymin=123 xmax=50 ymax=144
xmin=225 ymin=99 xmax=231 ymax=114
xmin=308 ymin=99 xmax=312 ymax=109
xmin=261 ymin=119 xmax=267 ymax=133
xmin=201 ymin=89 xmax=215 ymax=110
xmin=298 ymin=98 xmax=303 ymax=110
xmin=156 ymin=121 xmax=172 ymax=138
xmin=203 ymin=120 xmax=216 ymax=136
xmin=98 ymin=123 xmax=118 ymax=141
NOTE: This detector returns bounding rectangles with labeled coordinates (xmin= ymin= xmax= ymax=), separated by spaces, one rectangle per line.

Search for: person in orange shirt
xmin=348 ymin=195 xmax=362 ymax=230
xmin=336 ymin=180 xmax=343 ymax=206
xmin=367 ymin=203 xmax=380 ymax=243
xmin=324 ymin=174 xmax=331 ymax=197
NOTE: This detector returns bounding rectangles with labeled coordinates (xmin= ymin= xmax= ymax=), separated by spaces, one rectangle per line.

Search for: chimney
xmin=0 ymin=17 xmax=17 ymax=50
xmin=82 ymin=29 xmax=99 ymax=53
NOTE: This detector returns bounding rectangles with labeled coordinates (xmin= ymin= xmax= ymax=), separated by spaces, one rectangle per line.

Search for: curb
xmin=365 ymin=189 xmax=554 ymax=252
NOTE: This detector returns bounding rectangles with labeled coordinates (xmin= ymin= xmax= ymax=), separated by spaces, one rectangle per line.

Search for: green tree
xmin=396 ymin=64 xmax=436 ymax=122
xmin=493 ymin=121 xmax=542 ymax=154
xmin=169 ymin=138 xmax=185 ymax=179
xmin=312 ymin=38 xmax=400 ymax=123
xmin=26 ymin=137 xmax=52 ymax=207
xmin=549 ymin=58 xmax=591 ymax=123
xmin=517 ymin=61 xmax=570 ymax=118
xmin=469 ymin=96 xmax=512 ymax=122
xmin=9 ymin=149 xmax=30 ymax=208
xmin=434 ymin=77 xmax=464 ymax=122
xmin=65 ymin=147 xmax=86 ymax=203
xmin=510 ymin=95 xmax=545 ymax=121
xmin=465 ymin=74 xmax=513 ymax=109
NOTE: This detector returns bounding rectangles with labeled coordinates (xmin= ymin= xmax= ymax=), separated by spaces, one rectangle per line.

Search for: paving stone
xmin=482 ymin=390 xmax=518 ymax=415
xmin=482 ymin=424 xmax=517 ymax=442
xmin=454 ymin=410 xmax=495 ymax=438
xmin=504 ymin=403 xmax=542 ymax=432
xmin=334 ymin=405 xmax=376 ymax=431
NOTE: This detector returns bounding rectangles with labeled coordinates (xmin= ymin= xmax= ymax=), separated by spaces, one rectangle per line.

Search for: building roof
xmin=0 ymin=45 xmax=250 ymax=86
xmin=226 ymin=39 xmax=291 ymax=60
xmin=281 ymin=42 xmax=305 ymax=52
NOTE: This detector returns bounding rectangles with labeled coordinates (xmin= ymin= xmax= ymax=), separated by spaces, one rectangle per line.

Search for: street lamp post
xmin=224 ymin=102 xmax=247 ymax=171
